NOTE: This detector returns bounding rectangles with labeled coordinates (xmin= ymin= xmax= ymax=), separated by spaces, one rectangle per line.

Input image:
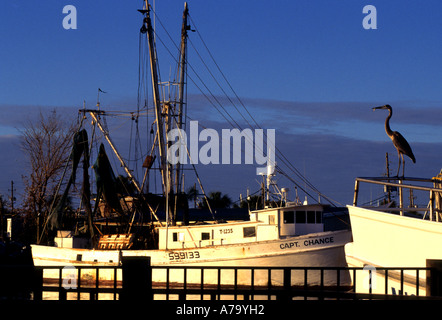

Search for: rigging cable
xmin=188 ymin=13 xmax=340 ymax=206
xmin=150 ymin=5 xmax=340 ymax=206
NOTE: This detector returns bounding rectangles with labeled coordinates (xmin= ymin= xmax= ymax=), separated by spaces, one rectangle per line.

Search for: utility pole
xmin=260 ymin=174 xmax=265 ymax=209
xmin=9 ymin=180 xmax=15 ymax=214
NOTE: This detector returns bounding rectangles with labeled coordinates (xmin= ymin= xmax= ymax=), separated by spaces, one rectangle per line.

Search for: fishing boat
xmin=31 ymin=1 xmax=352 ymax=289
xmin=346 ymin=174 xmax=442 ymax=295
xmin=32 ymin=203 xmax=351 ymax=287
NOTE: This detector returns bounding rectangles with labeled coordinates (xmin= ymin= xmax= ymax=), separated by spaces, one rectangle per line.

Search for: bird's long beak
xmin=372 ymin=105 xmax=387 ymax=111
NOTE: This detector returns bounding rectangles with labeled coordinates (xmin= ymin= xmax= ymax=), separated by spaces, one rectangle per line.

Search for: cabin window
xmin=76 ymin=254 xmax=82 ymax=262
xmin=201 ymin=232 xmax=210 ymax=240
xmin=243 ymin=226 xmax=256 ymax=238
xmin=283 ymin=211 xmax=294 ymax=224
xmin=173 ymin=232 xmax=184 ymax=242
xmin=316 ymin=211 xmax=322 ymax=223
xmin=307 ymin=211 xmax=316 ymax=223
xmin=295 ymin=211 xmax=306 ymax=223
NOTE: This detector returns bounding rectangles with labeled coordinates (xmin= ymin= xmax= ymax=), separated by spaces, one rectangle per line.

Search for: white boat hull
xmin=346 ymin=205 xmax=442 ymax=295
xmin=32 ymin=230 xmax=352 ymax=288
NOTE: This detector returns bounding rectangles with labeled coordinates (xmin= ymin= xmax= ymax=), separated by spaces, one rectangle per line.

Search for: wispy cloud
xmin=0 ymin=104 xmax=80 ymax=134
xmin=1 ymin=98 xmax=441 ymax=206
xmin=186 ymin=95 xmax=442 ymax=143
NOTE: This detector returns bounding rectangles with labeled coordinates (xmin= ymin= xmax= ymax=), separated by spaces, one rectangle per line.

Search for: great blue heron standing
xmin=372 ymin=104 xmax=416 ymax=177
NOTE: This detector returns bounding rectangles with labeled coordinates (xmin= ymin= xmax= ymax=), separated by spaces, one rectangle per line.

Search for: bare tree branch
xmin=19 ymin=109 xmax=76 ymax=241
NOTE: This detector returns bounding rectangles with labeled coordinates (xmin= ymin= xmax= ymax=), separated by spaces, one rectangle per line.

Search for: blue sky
xmin=2 ymin=0 xmax=442 ymax=105
xmin=1 ymin=1 xmax=442 ymax=206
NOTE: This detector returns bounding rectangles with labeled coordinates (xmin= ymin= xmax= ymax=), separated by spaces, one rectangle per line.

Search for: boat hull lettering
xmin=280 ymin=236 xmax=334 ymax=250
xmin=169 ymin=251 xmax=200 ymax=261
xmin=219 ymin=228 xmax=233 ymax=235
xmin=280 ymin=241 xmax=299 ymax=249
xmin=304 ymin=236 xmax=334 ymax=247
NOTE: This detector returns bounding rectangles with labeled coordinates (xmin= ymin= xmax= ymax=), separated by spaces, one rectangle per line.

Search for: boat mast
xmin=175 ymin=2 xmax=190 ymax=196
xmin=140 ymin=0 xmax=168 ymax=196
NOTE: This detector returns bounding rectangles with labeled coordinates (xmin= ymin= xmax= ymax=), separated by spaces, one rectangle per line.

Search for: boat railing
xmin=178 ymin=237 xmax=258 ymax=249
xmin=352 ymin=176 xmax=442 ymax=221
xmin=178 ymin=238 xmax=226 ymax=248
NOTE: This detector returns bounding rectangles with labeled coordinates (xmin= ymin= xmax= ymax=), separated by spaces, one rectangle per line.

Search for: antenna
xmin=97 ymin=88 xmax=107 ymax=110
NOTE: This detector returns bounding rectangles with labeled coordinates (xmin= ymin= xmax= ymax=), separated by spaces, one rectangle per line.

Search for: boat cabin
xmin=157 ymin=204 xmax=325 ymax=249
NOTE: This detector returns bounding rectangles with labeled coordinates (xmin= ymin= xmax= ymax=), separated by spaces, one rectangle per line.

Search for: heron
xmin=372 ymin=104 xmax=416 ymax=177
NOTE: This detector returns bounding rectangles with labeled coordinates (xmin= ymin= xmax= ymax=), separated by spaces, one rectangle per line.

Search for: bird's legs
xmin=402 ymin=154 xmax=406 ymax=178
xmin=396 ymin=151 xmax=401 ymax=177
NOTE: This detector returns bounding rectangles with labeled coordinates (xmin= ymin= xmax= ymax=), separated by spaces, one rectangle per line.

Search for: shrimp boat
xmin=32 ymin=203 xmax=352 ymax=287
xmin=31 ymin=1 xmax=352 ymax=289
xmin=346 ymin=173 xmax=442 ymax=295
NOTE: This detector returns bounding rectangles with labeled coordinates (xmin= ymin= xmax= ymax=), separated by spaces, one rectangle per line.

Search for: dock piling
xmin=121 ymin=256 xmax=152 ymax=301
xmin=426 ymin=259 xmax=442 ymax=297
